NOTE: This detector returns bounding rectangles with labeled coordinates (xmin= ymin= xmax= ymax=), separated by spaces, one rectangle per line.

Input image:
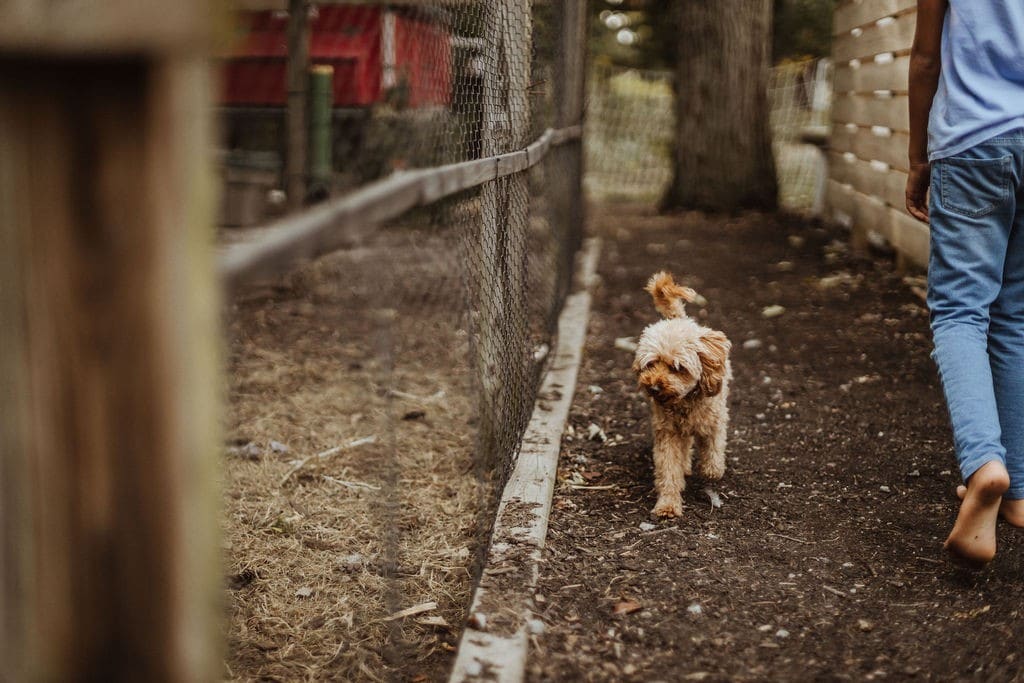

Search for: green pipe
xmin=308 ymin=64 xmax=334 ymax=198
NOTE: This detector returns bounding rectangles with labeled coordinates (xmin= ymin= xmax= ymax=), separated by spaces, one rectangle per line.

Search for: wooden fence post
xmin=287 ymin=0 xmax=310 ymax=209
xmin=0 ymin=5 xmax=220 ymax=681
xmin=551 ymin=0 xmax=588 ymax=293
xmin=475 ymin=0 xmax=533 ymax=467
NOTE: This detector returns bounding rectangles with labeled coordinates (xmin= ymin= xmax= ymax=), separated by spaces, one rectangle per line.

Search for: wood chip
xmin=382 ymin=601 xmax=438 ymax=622
xmin=613 ymin=599 xmax=642 ymax=616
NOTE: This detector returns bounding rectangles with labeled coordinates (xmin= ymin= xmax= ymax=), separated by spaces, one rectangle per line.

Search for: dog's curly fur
xmin=633 ymin=272 xmax=732 ymax=518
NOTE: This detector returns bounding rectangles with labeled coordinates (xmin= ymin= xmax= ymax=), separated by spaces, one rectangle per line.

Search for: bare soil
xmin=528 ymin=205 xmax=1024 ymax=682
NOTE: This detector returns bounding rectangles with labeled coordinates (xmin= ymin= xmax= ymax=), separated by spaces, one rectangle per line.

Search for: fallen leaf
xmin=613 ymin=599 xmax=642 ymax=616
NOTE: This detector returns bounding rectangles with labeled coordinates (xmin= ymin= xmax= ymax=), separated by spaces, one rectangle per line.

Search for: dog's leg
xmin=696 ymin=419 xmax=727 ymax=480
xmin=651 ymin=405 xmax=689 ymax=517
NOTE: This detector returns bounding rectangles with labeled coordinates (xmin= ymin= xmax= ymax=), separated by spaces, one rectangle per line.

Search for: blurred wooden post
xmin=552 ymin=0 xmax=588 ymax=283
xmin=475 ymin=0 xmax=533 ymax=466
xmin=0 ymin=3 xmax=221 ymax=681
xmin=286 ymin=0 xmax=310 ymax=209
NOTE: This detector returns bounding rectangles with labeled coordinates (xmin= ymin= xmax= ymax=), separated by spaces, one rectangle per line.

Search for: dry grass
xmin=222 ymin=230 xmax=490 ymax=681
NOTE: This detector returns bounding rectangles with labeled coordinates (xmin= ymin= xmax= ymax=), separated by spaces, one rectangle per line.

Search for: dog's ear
xmin=697 ymin=330 xmax=731 ymax=396
xmin=631 ymin=354 xmax=646 ymax=374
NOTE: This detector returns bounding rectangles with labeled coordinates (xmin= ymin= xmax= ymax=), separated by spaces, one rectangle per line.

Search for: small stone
xmin=687 ymin=603 xmax=703 ymax=615
xmin=295 ymin=586 xmax=313 ymax=598
xmin=639 ymin=522 xmax=656 ymax=532
xmin=757 ymin=624 xmax=773 ymax=632
xmin=527 ymin=618 xmax=546 ymax=635
xmin=775 ymin=628 xmax=790 ymax=638
xmin=742 ymin=339 xmax=763 ymax=350
xmin=587 ymin=423 xmax=608 ymax=442
xmin=858 ymin=619 xmax=874 ymax=632
xmin=762 ymin=305 xmax=786 ymax=319
xmin=909 ymin=470 xmax=921 ymax=477
xmin=270 ymin=440 xmax=289 ymax=454
xmin=588 ymin=385 xmax=604 ymax=394
xmin=880 ymin=485 xmax=891 ymax=493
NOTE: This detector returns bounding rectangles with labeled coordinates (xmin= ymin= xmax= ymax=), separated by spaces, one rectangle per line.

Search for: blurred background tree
xmin=773 ymin=0 xmax=837 ymax=62
xmin=589 ymin=0 xmax=836 ymax=68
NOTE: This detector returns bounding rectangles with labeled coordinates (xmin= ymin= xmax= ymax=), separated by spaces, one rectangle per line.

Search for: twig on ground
xmin=279 ymin=435 xmax=377 ymax=486
xmin=768 ymin=533 xmax=814 ymax=545
xmin=388 ymin=389 xmax=446 ymax=403
xmin=322 ymin=476 xmax=381 ymax=491
xmin=822 ymin=585 xmax=849 ymax=598
xmin=380 ymin=601 xmax=438 ymax=622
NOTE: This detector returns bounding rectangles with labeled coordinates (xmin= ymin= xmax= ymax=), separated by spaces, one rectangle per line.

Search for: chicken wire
xmin=218 ymin=1 xmax=583 ymax=679
xmin=584 ymin=58 xmax=832 ymax=212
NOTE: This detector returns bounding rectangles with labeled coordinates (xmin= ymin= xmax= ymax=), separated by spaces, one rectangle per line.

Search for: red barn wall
xmin=221 ymin=5 xmax=450 ymax=109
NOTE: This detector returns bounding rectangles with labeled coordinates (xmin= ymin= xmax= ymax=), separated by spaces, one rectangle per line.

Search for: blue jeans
xmin=929 ymin=131 xmax=1024 ymax=499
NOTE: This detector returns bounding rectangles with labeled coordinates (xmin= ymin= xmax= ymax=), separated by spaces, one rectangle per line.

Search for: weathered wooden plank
xmin=831 ymin=125 xmax=910 ymax=170
xmin=219 ymin=125 xmax=579 ymax=289
xmin=890 ymin=207 xmax=930 ymax=267
xmin=0 ymin=56 xmax=220 ymax=681
xmin=834 ymin=0 xmax=916 ymax=35
xmin=828 ymin=150 xmax=908 ymax=209
xmin=832 ymin=93 xmax=909 ymax=132
xmin=0 ymin=1 xmax=215 ymax=53
xmin=834 ymin=11 xmax=916 ymax=61
xmin=834 ymin=55 xmax=910 ymax=93
xmin=826 ymin=179 xmax=929 ymax=267
xmin=449 ymin=239 xmax=601 ymax=683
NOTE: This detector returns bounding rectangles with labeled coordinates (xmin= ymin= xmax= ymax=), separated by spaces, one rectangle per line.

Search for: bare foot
xmin=957 ymin=485 xmax=1024 ymax=528
xmin=945 ymin=462 xmax=1010 ymax=566
xmin=1001 ymin=498 xmax=1024 ymax=527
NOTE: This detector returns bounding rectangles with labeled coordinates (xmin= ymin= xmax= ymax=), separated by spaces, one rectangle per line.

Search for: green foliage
xmin=588 ymin=0 xmax=676 ymax=70
xmin=590 ymin=0 xmax=837 ymax=68
xmin=773 ymin=0 xmax=836 ymax=61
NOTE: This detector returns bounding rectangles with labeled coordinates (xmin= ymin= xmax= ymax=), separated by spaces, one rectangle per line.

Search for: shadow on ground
xmin=528 ymin=205 xmax=1024 ymax=682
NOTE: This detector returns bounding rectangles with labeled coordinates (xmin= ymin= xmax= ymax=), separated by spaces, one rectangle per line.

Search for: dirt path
xmin=528 ymin=206 xmax=1024 ymax=682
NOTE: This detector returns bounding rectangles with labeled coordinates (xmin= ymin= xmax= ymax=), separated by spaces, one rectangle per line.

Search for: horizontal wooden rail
xmin=219 ymin=124 xmax=583 ymax=289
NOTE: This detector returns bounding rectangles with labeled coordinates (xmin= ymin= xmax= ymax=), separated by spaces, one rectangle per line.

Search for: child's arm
xmin=906 ymin=0 xmax=948 ymax=223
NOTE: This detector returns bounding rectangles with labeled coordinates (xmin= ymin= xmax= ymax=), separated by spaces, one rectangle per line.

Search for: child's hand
xmin=906 ymin=162 xmax=931 ymax=223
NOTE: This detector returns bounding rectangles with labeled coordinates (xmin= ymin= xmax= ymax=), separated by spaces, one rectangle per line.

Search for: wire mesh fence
xmin=217 ymin=1 xmax=584 ymax=679
xmin=584 ymin=58 xmax=832 ymax=211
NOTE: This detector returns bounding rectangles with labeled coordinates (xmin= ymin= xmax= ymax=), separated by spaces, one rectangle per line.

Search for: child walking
xmin=906 ymin=0 xmax=1024 ymax=565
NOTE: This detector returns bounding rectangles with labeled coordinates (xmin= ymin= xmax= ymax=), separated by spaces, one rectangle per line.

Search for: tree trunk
xmin=661 ymin=0 xmax=778 ymax=213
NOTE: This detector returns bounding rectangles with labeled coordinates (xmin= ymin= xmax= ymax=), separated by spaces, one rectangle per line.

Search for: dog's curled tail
xmin=645 ymin=271 xmax=697 ymax=319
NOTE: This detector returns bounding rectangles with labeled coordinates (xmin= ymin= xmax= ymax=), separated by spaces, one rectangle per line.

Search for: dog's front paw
xmin=699 ymin=460 xmax=726 ymax=480
xmin=652 ymin=496 xmax=683 ymax=518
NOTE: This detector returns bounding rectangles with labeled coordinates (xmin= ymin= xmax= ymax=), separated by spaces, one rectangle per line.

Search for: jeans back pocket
xmin=937 ymin=155 xmax=1012 ymax=218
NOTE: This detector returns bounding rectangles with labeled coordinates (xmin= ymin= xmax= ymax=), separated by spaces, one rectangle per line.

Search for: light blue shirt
xmin=928 ymin=0 xmax=1024 ymax=161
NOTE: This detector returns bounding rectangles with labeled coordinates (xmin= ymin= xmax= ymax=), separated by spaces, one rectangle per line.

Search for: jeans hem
xmin=1005 ymin=487 xmax=1024 ymax=501
xmin=960 ymin=455 xmax=1006 ymax=484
